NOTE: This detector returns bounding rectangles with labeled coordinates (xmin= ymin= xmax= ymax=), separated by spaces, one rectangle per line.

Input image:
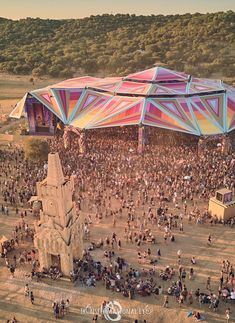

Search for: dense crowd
xmin=1 ymin=128 xmax=234 ymax=214
xmin=0 ymin=126 xmax=234 ymax=223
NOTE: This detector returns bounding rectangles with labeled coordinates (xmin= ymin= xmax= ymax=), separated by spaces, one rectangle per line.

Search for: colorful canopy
xmin=10 ymin=66 xmax=235 ymax=135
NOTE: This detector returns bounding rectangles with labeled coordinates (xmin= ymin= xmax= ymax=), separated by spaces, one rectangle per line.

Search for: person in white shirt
xmin=230 ymin=290 xmax=235 ymax=300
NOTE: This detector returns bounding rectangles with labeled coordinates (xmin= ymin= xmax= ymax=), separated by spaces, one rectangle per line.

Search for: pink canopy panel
xmin=124 ymin=66 xmax=189 ymax=82
xmin=10 ymin=66 xmax=235 ymax=135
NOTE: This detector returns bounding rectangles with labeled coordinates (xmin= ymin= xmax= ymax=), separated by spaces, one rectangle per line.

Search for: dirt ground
xmin=0 ymin=73 xmax=61 ymax=115
xmin=0 ymin=74 xmax=62 ymax=137
xmin=0 ymin=99 xmax=18 ymax=115
xmin=0 ymin=188 xmax=234 ymax=323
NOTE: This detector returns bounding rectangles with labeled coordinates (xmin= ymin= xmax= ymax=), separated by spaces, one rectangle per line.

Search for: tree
xmin=32 ymin=63 xmax=46 ymax=77
xmin=24 ymin=138 xmax=49 ymax=162
xmin=0 ymin=12 xmax=234 ymax=79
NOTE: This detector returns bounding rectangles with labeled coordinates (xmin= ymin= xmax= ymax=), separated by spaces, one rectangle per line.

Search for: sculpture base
xmin=208 ymin=198 xmax=235 ymax=221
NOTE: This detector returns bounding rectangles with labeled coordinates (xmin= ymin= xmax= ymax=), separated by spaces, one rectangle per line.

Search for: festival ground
xmin=0 ymin=182 xmax=234 ymax=323
xmin=0 ymin=74 xmax=61 ymax=116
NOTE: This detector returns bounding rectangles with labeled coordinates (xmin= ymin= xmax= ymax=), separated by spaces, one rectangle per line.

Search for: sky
xmin=0 ymin=0 xmax=234 ymax=20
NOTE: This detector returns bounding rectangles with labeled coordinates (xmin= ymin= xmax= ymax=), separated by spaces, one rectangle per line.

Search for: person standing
xmin=188 ymin=290 xmax=193 ymax=305
xmin=163 ymin=295 xmax=169 ymax=308
xmin=207 ymin=234 xmax=212 ymax=246
xmin=219 ymin=273 xmax=224 ymax=289
xmin=9 ymin=265 xmax=15 ymax=278
xmin=118 ymin=239 xmax=121 ymax=250
xmin=24 ymin=284 xmax=29 ymax=297
xmin=60 ymin=299 xmax=65 ymax=317
xmin=225 ymin=308 xmax=231 ymax=323
xmin=101 ymin=300 xmax=107 ymax=319
xmin=55 ymin=303 xmax=60 ymax=319
xmin=163 ymin=233 xmax=167 ymax=243
xmin=178 ymin=294 xmax=184 ymax=307
xmin=206 ymin=276 xmax=211 ymax=290
xmin=5 ymin=206 xmax=9 ymax=216
xmin=65 ymin=299 xmax=70 ymax=314
xmin=5 ymin=257 xmax=9 ymax=267
xmin=30 ymin=291 xmax=34 ymax=304
xmin=179 ymin=222 xmax=184 ymax=232
xmin=157 ymin=249 xmax=161 ymax=259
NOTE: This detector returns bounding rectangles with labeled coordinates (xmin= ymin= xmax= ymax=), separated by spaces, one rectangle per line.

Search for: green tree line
xmin=0 ymin=12 xmax=234 ymax=79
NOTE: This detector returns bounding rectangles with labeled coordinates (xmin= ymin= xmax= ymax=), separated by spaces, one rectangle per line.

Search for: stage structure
xmin=208 ymin=188 xmax=235 ymax=221
xmin=34 ymin=152 xmax=83 ymax=276
xmin=10 ymin=66 xmax=235 ymax=144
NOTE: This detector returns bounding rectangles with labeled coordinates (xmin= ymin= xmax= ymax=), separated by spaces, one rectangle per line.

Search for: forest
xmin=0 ymin=11 xmax=234 ymax=80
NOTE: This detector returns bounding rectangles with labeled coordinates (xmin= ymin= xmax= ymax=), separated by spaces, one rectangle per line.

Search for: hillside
xmin=0 ymin=12 xmax=234 ymax=80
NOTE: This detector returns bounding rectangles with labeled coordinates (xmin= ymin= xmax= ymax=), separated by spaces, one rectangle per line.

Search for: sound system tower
xmin=209 ymin=188 xmax=235 ymax=221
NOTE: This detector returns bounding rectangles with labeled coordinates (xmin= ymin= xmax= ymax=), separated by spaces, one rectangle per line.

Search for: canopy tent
xmin=10 ymin=66 xmax=235 ymax=136
xmin=9 ymin=93 xmax=28 ymax=119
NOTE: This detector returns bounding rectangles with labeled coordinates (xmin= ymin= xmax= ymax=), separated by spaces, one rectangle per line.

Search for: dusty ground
xmin=0 ymin=74 xmax=61 ymax=137
xmin=0 ymin=73 xmax=61 ymax=115
xmin=0 ymin=188 xmax=234 ymax=323
xmin=0 ymin=99 xmax=18 ymax=115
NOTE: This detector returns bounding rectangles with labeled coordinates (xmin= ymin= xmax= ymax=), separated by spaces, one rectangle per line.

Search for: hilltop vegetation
xmin=0 ymin=12 xmax=234 ymax=79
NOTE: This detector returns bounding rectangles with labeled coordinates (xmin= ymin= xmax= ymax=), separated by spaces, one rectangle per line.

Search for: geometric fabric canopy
xmin=10 ymin=66 xmax=235 ymax=136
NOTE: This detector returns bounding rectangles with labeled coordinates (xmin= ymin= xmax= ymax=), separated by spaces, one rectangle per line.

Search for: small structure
xmin=34 ymin=152 xmax=83 ymax=276
xmin=208 ymin=188 xmax=235 ymax=221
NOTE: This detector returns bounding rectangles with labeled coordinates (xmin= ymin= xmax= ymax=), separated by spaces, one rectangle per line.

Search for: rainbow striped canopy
xmin=10 ymin=66 xmax=235 ymax=136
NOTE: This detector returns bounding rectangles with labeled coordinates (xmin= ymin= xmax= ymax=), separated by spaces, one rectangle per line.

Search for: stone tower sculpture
xmin=34 ymin=152 xmax=83 ymax=276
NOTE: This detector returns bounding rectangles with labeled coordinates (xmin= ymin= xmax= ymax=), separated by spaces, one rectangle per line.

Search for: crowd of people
xmin=0 ymin=126 xmax=234 ymax=322
xmin=1 ymin=128 xmax=235 ymax=214
xmin=52 ymin=299 xmax=70 ymax=319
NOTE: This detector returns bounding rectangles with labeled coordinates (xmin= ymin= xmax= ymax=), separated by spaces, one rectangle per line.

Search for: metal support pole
xmin=138 ymin=126 xmax=145 ymax=154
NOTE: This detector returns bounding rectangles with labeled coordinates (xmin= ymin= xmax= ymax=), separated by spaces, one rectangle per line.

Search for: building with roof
xmin=10 ymin=66 xmax=235 ymax=136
